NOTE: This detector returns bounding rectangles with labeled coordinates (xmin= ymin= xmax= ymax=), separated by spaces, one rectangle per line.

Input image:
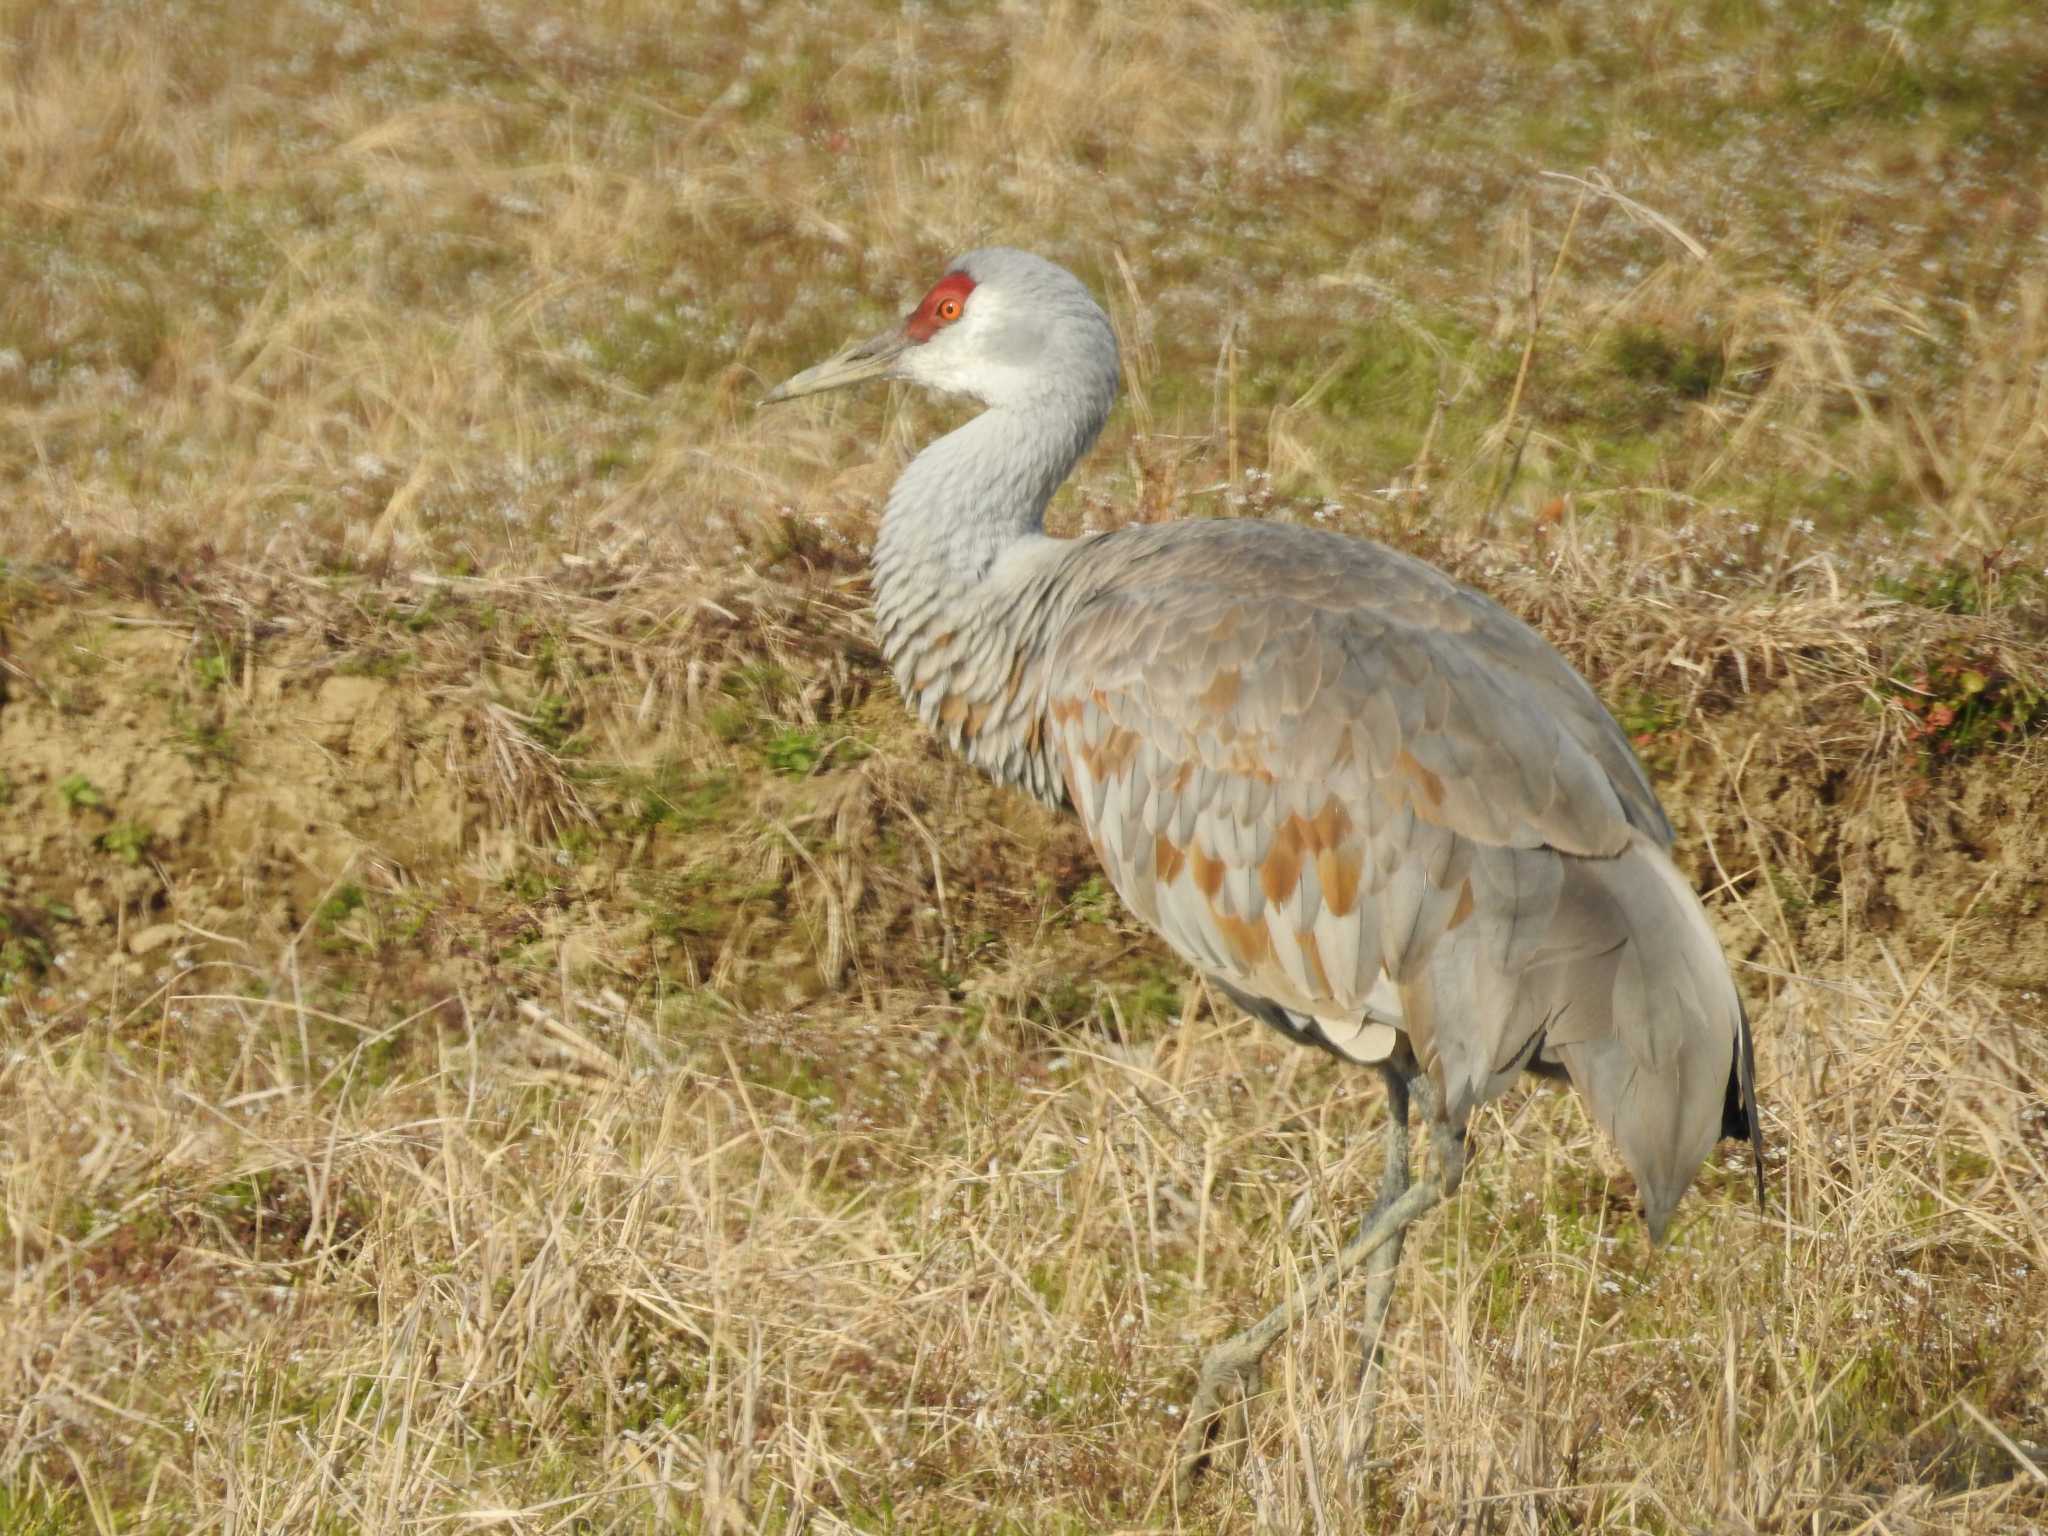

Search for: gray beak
xmin=760 ymin=324 xmax=911 ymax=405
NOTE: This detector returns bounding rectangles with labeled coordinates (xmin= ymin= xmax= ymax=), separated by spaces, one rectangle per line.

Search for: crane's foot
xmin=1173 ymin=1328 xmax=1269 ymax=1500
xmin=1175 ymin=1060 xmax=1434 ymax=1504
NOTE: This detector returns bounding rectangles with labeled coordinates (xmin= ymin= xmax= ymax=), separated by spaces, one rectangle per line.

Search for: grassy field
xmin=3 ymin=0 xmax=2048 ymax=1530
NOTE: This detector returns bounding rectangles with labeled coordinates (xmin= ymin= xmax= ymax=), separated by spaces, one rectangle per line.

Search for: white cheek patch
xmin=981 ymin=308 xmax=1048 ymax=369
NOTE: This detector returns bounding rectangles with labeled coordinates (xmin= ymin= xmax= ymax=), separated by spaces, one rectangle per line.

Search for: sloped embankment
xmin=3 ymin=556 xmax=2042 ymax=1017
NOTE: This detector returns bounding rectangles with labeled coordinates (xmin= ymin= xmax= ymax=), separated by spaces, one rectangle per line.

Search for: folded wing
xmin=1038 ymin=520 xmax=1745 ymax=1235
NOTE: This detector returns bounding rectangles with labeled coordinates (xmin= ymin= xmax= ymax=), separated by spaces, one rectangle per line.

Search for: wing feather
xmin=1030 ymin=520 xmax=1736 ymax=1232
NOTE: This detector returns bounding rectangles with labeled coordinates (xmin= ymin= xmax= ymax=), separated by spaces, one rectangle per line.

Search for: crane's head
xmin=763 ymin=248 xmax=1119 ymax=414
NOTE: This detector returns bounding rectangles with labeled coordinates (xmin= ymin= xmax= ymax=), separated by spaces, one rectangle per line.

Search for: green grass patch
xmin=0 ymin=911 xmax=53 ymax=996
xmin=315 ymin=883 xmax=368 ymax=934
xmin=334 ymin=649 xmax=417 ymax=681
xmin=603 ymin=761 xmax=742 ymax=831
xmin=522 ymin=692 xmax=583 ymax=754
xmin=1605 ymin=324 xmax=1724 ymax=403
xmin=761 ymin=725 xmax=827 ymax=778
xmin=633 ymin=863 xmax=785 ymax=947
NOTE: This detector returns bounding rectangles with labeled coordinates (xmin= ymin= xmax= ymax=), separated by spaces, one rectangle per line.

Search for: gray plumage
xmin=894 ymin=507 xmax=1747 ymax=1233
xmin=765 ymin=247 xmax=1763 ymax=1481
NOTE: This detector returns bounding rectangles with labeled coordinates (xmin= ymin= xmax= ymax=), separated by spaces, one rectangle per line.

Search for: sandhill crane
xmin=764 ymin=248 xmax=1764 ymax=1491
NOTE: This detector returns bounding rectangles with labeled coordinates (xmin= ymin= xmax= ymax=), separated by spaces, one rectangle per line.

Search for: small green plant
xmin=617 ymin=764 xmax=739 ymax=831
xmin=1766 ymin=865 xmax=1816 ymax=917
xmin=315 ymin=884 xmax=367 ymax=933
xmin=57 ymin=772 xmax=103 ymax=810
xmin=397 ymin=594 xmax=445 ymax=633
xmin=1026 ymin=976 xmax=1091 ymax=1031
xmin=705 ymin=699 xmax=754 ymax=743
xmin=586 ymin=302 xmax=699 ymax=394
xmin=0 ymin=910 xmax=52 ymax=995
xmin=1876 ymin=565 xmax=1984 ymax=614
xmin=1885 ymin=650 xmax=2047 ymax=761
xmin=1614 ymin=689 xmax=1684 ymax=749
xmin=98 ymin=820 xmax=153 ymax=865
xmin=193 ymin=646 xmax=234 ymax=689
xmin=703 ymin=662 xmax=795 ymax=746
xmin=1874 ymin=560 xmax=2044 ymax=617
xmin=176 ymin=713 xmax=238 ymax=766
xmin=1121 ymin=971 xmax=1182 ymax=1028
xmin=1067 ymin=875 xmax=1115 ymax=926
xmin=335 ymin=648 xmax=417 ymax=679
xmin=524 ymin=693 xmax=583 ymax=754
xmin=503 ymin=865 xmax=558 ymax=905
xmin=761 ymin=726 xmax=824 ymax=778
xmin=633 ymin=865 xmax=784 ymax=950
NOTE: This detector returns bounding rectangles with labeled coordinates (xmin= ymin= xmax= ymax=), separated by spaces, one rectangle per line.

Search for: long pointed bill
xmin=760 ymin=324 xmax=911 ymax=404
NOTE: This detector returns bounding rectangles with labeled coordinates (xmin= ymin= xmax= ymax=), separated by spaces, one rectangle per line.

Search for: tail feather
xmin=1539 ymin=834 xmax=1743 ymax=1240
xmin=1724 ymin=999 xmax=1766 ymax=1210
xmin=1405 ymin=830 xmax=1758 ymax=1241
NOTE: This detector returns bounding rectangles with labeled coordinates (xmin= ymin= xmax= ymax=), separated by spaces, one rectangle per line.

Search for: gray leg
xmin=1348 ymin=1064 xmax=1415 ymax=1468
xmin=1175 ymin=1067 xmax=1464 ymax=1500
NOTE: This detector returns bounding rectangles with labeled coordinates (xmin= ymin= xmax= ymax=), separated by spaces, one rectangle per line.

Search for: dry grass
xmin=3 ymin=0 xmax=2048 ymax=1531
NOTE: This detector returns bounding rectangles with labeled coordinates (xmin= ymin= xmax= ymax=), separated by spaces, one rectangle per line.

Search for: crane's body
xmin=765 ymin=247 xmax=1762 ymax=1489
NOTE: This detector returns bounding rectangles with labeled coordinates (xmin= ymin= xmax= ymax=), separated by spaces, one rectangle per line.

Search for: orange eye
xmin=906 ymin=272 xmax=976 ymax=342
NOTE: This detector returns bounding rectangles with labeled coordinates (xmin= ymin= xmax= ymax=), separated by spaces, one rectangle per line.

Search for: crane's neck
xmin=870 ymin=387 xmax=1112 ymax=802
xmin=872 ymin=395 xmax=1104 ymax=601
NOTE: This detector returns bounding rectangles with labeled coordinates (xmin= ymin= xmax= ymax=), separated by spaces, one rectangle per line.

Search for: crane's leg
xmin=1346 ymin=1063 xmax=1414 ymax=1471
xmin=1174 ymin=1069 xmax=1464 ymax=1500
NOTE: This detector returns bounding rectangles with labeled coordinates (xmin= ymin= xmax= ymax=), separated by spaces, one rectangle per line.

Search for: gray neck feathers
xmin=876 ymin=393 xmax=1100 ymax=577
xmin=870 ymin=381 xmax=1112 ymax=799
xmin=871 ymin=381 xmax=1109 ymax=660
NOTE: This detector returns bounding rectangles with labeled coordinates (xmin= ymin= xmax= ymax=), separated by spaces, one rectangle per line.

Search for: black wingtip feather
xmin=1720 ymin=1000 xmax=1766 ymax=1210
